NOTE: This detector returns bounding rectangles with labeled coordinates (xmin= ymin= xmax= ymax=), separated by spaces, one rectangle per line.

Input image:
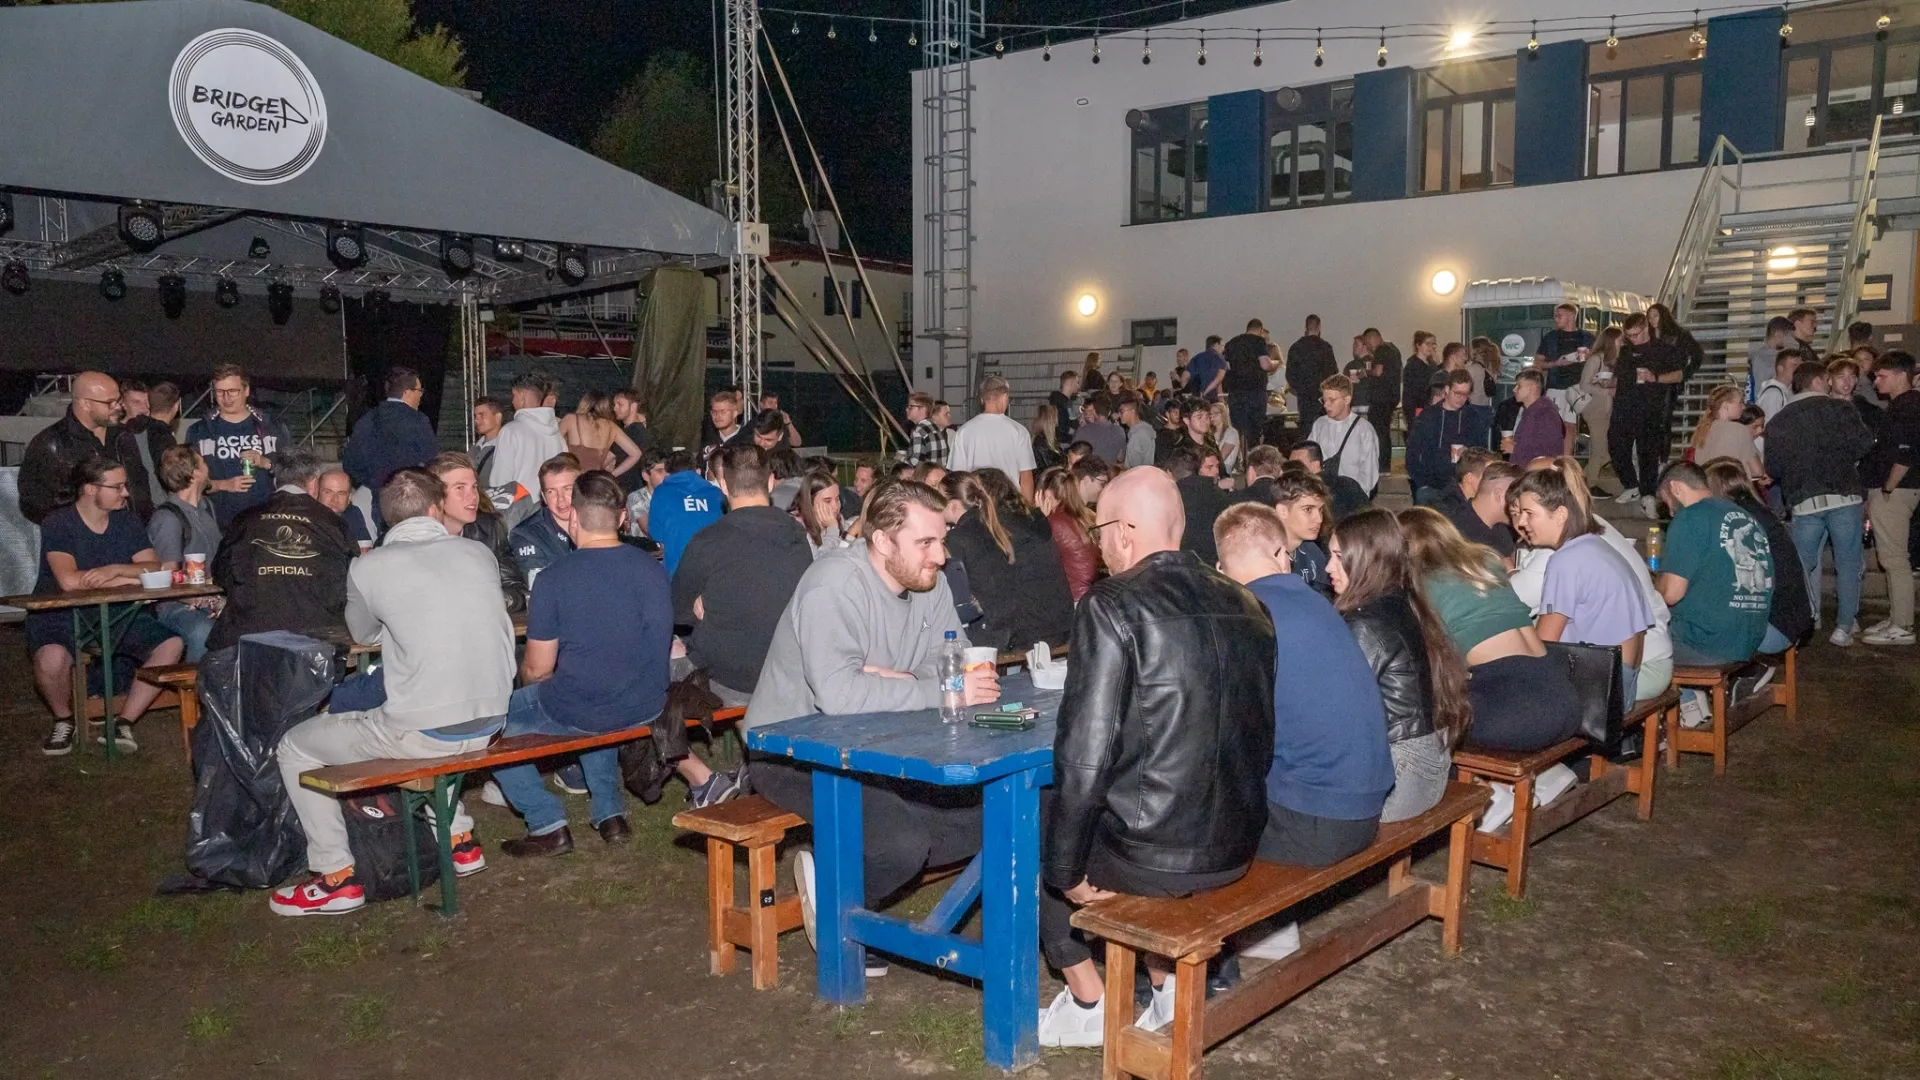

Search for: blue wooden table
xmin=746 ymin=674 xmax=1061 ymax=1071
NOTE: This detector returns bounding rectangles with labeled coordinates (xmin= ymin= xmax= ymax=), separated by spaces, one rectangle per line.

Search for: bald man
xmin=1037 ymin=467 xmax=1278 ymax=1047
xmin=20 ymin=371 xmax=154 ymax=523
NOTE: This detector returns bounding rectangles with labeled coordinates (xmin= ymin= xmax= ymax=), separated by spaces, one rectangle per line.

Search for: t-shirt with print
xmin=187 ymin=411 xmax=293 ymax=529
xmin=649 ymin=470 xmax=726 ymax=576
xmin=1535 ymin=328 xmax=1595 ymax=390
xmin=35 ymin=506 xmax=152 ymax=595
xmin=527 ymin=544 xmax=674 ymax=732
xmin=1536 ymin=533 xmax=1653 ymax=648
xmin=1662 ymin=497 xmax=1775 ymax=662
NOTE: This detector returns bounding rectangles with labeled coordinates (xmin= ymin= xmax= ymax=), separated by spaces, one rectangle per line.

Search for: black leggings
xmin=1462 ymin=652 xmax=1583 ymax=753
xmin=748 ymin=754 xmax=983 ymax=908
xmin=1606 ymin=391 xmax=1670 ymax=493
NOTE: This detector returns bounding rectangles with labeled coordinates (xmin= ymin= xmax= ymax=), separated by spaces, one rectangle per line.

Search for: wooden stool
xmin=674 ymin=795 xmax=806 ymax=989
xmin=1668 ymin=652 xmax=1791 ymax=776
xmin=136 ymin=663 xmax=200 ymax=761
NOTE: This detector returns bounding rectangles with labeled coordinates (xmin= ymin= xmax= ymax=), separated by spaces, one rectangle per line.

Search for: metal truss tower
xmin=724 ymin=0 xmax=765 ymax=402
xmin=921 ymin=0 xmax=982 ymax=411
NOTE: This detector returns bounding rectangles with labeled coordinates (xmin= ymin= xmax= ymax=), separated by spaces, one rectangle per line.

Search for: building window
xmin=1420 ymin=57 xmax=1516 ymax=193
xmin=823 ymin=276 xmax=839 ymax=317
xmin=1129 ymin=318 xmax=1179 ymax=347
xmin=1129 ymin=103 xmax=1209 ymax=224
xmin=850 ymin=281 xmax=864 ymax=319
xmin=1781 ymin=6 xmax=1920 ymax=152
xmin=1267 ymin=82 xmax=1354 ymax=210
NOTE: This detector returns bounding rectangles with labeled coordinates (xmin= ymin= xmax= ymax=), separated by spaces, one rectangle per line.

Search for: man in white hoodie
xmin=487 ymin=371 xmax=567 ymax=519
xmin=270 ymin=468 xmax=516 ymax=917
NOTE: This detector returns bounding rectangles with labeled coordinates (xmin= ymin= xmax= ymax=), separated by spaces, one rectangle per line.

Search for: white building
xmin=915 ymin=0 xmax=1920 ymax=420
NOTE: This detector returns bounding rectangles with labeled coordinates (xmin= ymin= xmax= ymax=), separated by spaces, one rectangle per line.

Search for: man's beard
xmin=885 ymin=549 xmax=939 ymax=593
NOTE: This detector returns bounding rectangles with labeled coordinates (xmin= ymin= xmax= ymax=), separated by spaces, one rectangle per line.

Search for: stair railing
xmin=1658 ymin=135 xmax=1744 ymax=325
xmin=1826 ymin=115 xmax=1884 ymax=355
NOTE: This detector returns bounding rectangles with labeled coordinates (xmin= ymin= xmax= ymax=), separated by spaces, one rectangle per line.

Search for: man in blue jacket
xmin=342 ymin=367 xmax=439 ymax=533
xmin=649 ymin=450 xmax=726 ymax=576
xmin=1404 ymin=370 xmax=1493 ymax=505
xmin=509 ymin=453 xmax=579 ymax=588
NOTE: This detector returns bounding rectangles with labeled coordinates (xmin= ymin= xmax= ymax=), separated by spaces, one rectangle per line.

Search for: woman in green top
xmin=1398 ymin=507 xmax=1582 ymax=754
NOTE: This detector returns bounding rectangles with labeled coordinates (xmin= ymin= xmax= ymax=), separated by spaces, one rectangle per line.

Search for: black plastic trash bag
xmin=171 ymin=632 xmax=340 ymax=892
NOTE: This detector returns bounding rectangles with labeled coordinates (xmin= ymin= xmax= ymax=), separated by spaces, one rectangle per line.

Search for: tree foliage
xmin=590 ymin=51 xmax=804 ymax=235
xmin=29 ymin=0 xmax=466 ymax=88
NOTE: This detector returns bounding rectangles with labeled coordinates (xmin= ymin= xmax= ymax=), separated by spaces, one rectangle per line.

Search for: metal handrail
xmin=1658 ymin=135 xmax=1743 ymax=323
xmin=1826 ymin=116 xmax=1884 ymax=356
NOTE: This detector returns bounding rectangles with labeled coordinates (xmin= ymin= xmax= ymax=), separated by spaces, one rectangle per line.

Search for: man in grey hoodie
xmin=487 ymin=371 xmax=567 ymax=520
xmin=746 ymin=480 xmax=1001 ymax=958
xmin=270 ymin=468 xmax=516 ymax=917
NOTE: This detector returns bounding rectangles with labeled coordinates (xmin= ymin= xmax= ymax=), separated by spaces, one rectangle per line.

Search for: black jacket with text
xmin=207 ymin=490 xmax=354 ymax=652
xmin=1045 ymin=550 xmax=1276 ymax=890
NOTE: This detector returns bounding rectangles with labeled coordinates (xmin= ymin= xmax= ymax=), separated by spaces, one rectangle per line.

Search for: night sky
xmin=410 ymin=1 xmax=1248 ymax=258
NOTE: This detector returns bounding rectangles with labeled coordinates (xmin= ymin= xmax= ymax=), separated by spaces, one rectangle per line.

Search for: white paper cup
xmin=139 ymin=570 xmax=172 ymax=590
xmin=963 ymin=646 xmax=998 ymax=671
xmin=183 ymin=553 xmax=207 ymax=584
xmin=357 ymin=540 xmax=374 ymax=554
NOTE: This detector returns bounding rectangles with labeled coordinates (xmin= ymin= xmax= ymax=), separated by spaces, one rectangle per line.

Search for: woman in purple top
xmin=1506 ymin=370 xmax=1565 ymax=467
xmin=1507 ymin=467 xmax=1654 ymax=703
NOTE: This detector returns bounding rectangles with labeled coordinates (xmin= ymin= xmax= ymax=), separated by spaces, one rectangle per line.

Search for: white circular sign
xmin=170 ymin=28 xmax=327 ymax=185
xmin=1500 ymin=333 xmax=1528 ymax=357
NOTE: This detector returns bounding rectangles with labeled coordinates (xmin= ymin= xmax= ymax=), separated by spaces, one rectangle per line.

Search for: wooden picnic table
xmin=312 ymin=613 xmax=531 ymax=671
xmin=747 ymin=672 xmax=1061 ymax=1072
xmin=2 ymin=582 xmax=221 ymax=762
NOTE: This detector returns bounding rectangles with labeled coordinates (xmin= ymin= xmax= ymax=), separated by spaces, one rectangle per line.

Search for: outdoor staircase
xmin=1661 ymin=120 xmax=1883 ymax=446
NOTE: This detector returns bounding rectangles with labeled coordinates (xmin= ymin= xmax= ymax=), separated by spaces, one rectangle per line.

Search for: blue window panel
xmin=1702 ymin=9 xmax=1785 ymax=156
xmin=1204 ymin=89 xmax=1265 ymax=216
xmin=1353 ymin=67 xmax=1418 ymax=201
xmin=1514 ymin=39 xmax=1588 ymax=186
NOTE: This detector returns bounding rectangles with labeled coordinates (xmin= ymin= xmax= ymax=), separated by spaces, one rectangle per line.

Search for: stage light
xmin=319 ymin=284 xmax=342 ymax=314
xmin=118 ymin=204 xmax=165 ymax=252
xmin=556 ymin=245 xmax=590 ymax=286
xmin=1450 ymin=29 xmax=1473 ymax=50
xmin=1076 ymin=293 xmax=1098 ymax=317
xmin=327 ymin=223 xmax=368 ymax=270
xmin=2 ymin=259 xmax=30 ymax=296
xmin=440 ymin=234 xmax=476 ymax=280
xmin=249 ymin=236 xmax=272 ymax=259
xmin=215 ymin=276 xmax=240 ymax=309
xmin=1430 ymin=269 xmax=1458 ymax=296
xmin=158 ymin=273 xmax=186 ymax=319
xmin=99 ymin=268 xmax=127 ymax=301
xmin=492 ymin=238 xmax=526 ymax=262
xmin=268 ymin=280 xmax=294 ymax=325
xmin=0 ymin=193 xmax=13 ymax=236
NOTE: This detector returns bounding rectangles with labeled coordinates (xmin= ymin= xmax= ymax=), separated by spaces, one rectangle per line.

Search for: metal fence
xmin=974 ymin=345 xmax=1142 ymax=425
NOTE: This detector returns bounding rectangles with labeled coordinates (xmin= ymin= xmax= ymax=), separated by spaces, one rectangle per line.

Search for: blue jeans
xmin=490 ymin=685 xmax=641 ymax=834
xmin=1789 ymin=502 xmax=1864 ymax=630
xmin=1759 ymin=625 xmax=1793 ymax=654
xmin=156 ymin=603 xmax=214 ymax=663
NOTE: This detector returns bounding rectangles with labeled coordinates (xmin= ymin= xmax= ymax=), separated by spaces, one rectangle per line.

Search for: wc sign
xmin=169 ymin=28 xmax=328 ymax=185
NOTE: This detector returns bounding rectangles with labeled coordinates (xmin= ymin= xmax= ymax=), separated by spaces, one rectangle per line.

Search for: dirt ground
xmin=0 ymin=624 xmax=1915 ymax=1080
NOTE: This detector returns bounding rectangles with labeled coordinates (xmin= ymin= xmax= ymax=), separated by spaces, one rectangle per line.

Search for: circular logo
xmin=1500 ymin=333 xmax=1528 ymax=357
xmin=169 ymin=29 xmax=327 ymax=185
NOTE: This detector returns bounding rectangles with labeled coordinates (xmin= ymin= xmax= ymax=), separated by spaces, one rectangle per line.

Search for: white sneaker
xmin=1137 ymin=975 xmax=1177 ymax=1033
xmin=794 ymin=848 xmax=817 ymax=951
xmin=1532 ymin=763 xmax=1579 ymax=808
xmin=479 ymin=780 xmax=508 ymax=807
xmin=1237 ymin=921 xmax=1301 ymax=961
xmin=1863 ymin=619 xmax=1893 ymax=636
xmin=1862 ymin=625 xmax=1917 ymax=646
xmin=1037 ymin=989 xmax=1105 ymax=1047
xmin=1830 ymin=625 xmax=1855 ymax=647
xmin=1478 ymin=782 xmax=1516 ymax=834
xmin=1613 ymin=487 xmax=1641 ymax=503
xmin=1640 ymin=495 xmax=1660 ymax=520
xmin=1679 ymin=689 xmax=1710 ymax=729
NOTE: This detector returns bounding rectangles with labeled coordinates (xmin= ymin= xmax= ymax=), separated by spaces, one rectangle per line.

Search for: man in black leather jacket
xmin=1037 ymin=467 xmax=1276 ymax=1048
xmin=428 ymin=452 xmax=529 ymax=615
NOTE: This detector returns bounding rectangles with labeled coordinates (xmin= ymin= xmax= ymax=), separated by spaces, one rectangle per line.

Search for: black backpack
xmin=341 ymin=791 xmax=442 ymax=903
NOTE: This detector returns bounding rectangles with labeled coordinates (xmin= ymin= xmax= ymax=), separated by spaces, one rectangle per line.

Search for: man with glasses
xmin=27 ymin=455 xmax=185 ymax=755
xmin=188 ymin=364 xmax=293 ymax=530
xmin=20 ymin=370 xmax=154 ymax=524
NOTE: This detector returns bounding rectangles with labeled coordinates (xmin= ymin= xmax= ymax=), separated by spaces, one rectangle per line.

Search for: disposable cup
xmin=963 ymin=646 xmax=998 ymax=671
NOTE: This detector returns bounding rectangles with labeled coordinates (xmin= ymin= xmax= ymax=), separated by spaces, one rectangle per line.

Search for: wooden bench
xmin=134 ymin=663 xmax=200 ymax=759
xmin=1452 ymin=687 xmax=1679 ymax=899
xmin=1071 ymin=782 xmax=1489 ymax=1080
xmin=673 ymin=795 xmax=807 ymax=989
xmin=299 ymin=706 xmax=746 ymax=917
xmin=1667 ymin=646 xmax=1796 ymax=776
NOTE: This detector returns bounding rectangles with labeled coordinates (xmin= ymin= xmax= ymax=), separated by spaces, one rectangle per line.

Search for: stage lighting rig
xmin=268 ymin=280 xmax=294 ymax=325
xmin=319 ymin=284 xmax=342 ymax=314
xmin=215 ymin=276 xmax=240 ymax=308
xmin=556 ymin=245 xmax=589 ymax=286
xmin=158 ymin=273 xmax=187 ymax=319
xmin=326 ymin=223 xmax=368 ymax=270
xmin=441 ymin=234 xmax=476 ymax=280
xmin=118 ymin=204 xmax=165 ymax=252
xmin=99 ymin=268 xmax=128 ymax=301
xmin=2 ymin=260 xmax=29 ymax=295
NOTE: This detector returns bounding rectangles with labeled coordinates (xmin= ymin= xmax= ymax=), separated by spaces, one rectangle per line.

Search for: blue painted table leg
xmin=812 ymin=767 xmax=867 ymax=1006
xmin=981 ymin=767 xmax=1041 ymax=1071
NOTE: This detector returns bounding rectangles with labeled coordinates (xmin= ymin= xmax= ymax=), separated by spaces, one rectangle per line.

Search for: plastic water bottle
xmin=1645 ymin=526 xmax=1663 ymax=572
xmin=939 ymin=630 xmax=968 ymax=724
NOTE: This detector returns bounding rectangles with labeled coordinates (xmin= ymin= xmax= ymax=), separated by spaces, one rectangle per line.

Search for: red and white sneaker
xmin=269 ymin=868 xmax=366 ymax=917
xmin=451 ymin=832 xmax=487 ymax=877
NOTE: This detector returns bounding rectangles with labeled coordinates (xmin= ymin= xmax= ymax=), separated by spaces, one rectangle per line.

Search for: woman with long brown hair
xmin=1325 ymin=508 xmax=1471 ymax=822
xmin=1030 ymin=402 xmax=1064 ymax=471
xmin=943 ymin=469 xmax=1074 ymax=650
xmin=1034 ymin=465 xmax=1098 ymax=601
xmin=1578 ymin=326 xmax=1622 ymax=487
xmin=791 ymin=469 xmax=846 ymax=558
xmin=558 ymin=389 xmax=641 ymax=477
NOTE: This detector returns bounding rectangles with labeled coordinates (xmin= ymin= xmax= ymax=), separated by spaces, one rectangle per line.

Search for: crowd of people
xmin=14 ymin=303 xmax=1915 ymax=1038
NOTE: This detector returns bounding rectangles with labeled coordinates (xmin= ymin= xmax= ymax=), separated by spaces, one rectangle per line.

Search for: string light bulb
xmin=1780 ymin=3 xmax=1793 ymax=40
xmin=1091 ymin=34 xmax=1100 ymax=63
xmin=1607 ymin=16 xmax=1619 ymax=51
xmin=1197 ymin=30 xmax=1206 ymax=66
xmin=1142 ymin=30 xmax=1151 ymax=65
xmin=909 ymin=27 xmax=917 ymax=46
xmin=1042 ymin=37 xmax=1051 ymax=61
xmin=1689 ymin=9 xmax=1705 ymax=47
xmin=868 ymin=20 xmax=877 ymax=43
xmin=790 ymin=20 xmax=799 ymax=35
xmin=1253 ymin=31 xmax=1263 ymax=67
xmin=1527 ymin=21 xmax=1539 ymax=52
xmin=994 ymin=37 xmax=1005 ymax=56
xmin=826 ymin=22 xmax=836 ymax=39
xmin=1377 ymin=28 xmax=1388 ymax=67
xmin=1315 ymin=30 xmax=1324 ymax=67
